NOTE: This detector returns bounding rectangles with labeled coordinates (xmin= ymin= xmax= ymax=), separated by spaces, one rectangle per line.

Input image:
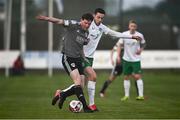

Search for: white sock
xmin=87 ymin=81 xmax=96 ymax=106
xmin=124 ymin=80 xmax=130 ymax=97
xmin=137 ymin=79 xmax=144 ymax=97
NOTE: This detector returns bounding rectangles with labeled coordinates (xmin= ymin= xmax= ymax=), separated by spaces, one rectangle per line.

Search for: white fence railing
xmin=1 ymin=50 xmax=180 ymax=69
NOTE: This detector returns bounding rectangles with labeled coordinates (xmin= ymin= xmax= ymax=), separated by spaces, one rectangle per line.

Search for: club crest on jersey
xmin=71 ymin=63 xmax=75 ymax=68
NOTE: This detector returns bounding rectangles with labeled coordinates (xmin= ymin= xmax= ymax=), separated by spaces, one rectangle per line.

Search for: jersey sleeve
xmin=116 ymin=38 xmax=123 ymax=47
xmin=101 ymin=25 xmax=111 ymax=34
xmin=106 ymin=28 xmax=132 ymax=39
xmin=117 ymin=38 xmax=124 ymax=45
xmin=140 ymin=34 xmax=146 ymax=44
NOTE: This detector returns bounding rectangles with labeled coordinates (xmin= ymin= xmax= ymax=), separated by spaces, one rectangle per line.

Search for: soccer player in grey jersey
xmin=37 ymin=13 xmax=94 ymax=113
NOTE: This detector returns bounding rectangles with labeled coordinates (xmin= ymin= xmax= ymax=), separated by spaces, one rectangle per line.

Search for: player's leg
xmin=80 ymin=75 xmax=86 ymax=88
xmin=52 ymin=68 xmax=80 ymax=108
xmin=53 ymin=55 xmax=93 ymax=112
xmin=59 ymin=69 xmax=92 ymax=112
xmin=133 ymin=74 xmax=144 ymax=100
xmin=100 ymin=64 xmax=123 ymax=97
xmin=121 ymin=75 xmax=131 ymax=101
xmin=59 ymin=70 xmax=81 ymax=108
xmin=99 ymin=74 xmax=116 ymax=97
xmin=85 ymin=66 xmax=98 ymax=111
xmin=52 ymin=84 xmax=75 ymax=106
xmin=82 ymin=57 xmax=98 ymax=111
xmin=121 ymin=60 xmax=132 ymax=101
xmin=134 ymin=79 xmax=139 ymax=96
xmin=132 ymin=61 xmax=144 ymax=100
xmin=76 ymin=65 xmax=94 ymax=112
xmin=52 ymin=55 xmax=76 ymax=106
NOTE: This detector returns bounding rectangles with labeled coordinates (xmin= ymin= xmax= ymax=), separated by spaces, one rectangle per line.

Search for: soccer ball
xmin=69 ymin=100 xmax=83 ymax=113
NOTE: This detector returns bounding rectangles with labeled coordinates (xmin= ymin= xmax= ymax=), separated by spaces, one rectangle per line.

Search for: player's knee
xmin=85 ymin=68 xmax=97 ymax=81
xmin=109 ymin=75 xmax=116 ymax=81
xmin=108 ymin=76 xmax=113 ymax=81
xmin=124 ymin=75 xmax=129 ymax=80
xmin=133 ymin=74 xmax=141 ymax=80
xmin=74 ymin=81 xmax=81 ymax=86
xmin=74 ymin=76 xmax=82 ymax=86
xmin=89 ymin=72 xmax=96 ymax=81
xmin=91 ymin=73 xmax=97 ymax=81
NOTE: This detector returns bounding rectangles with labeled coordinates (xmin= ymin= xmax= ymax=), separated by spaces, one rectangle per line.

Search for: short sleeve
xmin=101 ymin=25 xmax=111 ymax=34
xmin=140 ymin=34 xmax=146 ymax=44
xmin=116 ymin=38 xmax=123 ymax=47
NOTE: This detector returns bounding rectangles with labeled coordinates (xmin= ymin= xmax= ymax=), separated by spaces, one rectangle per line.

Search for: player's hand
xmin=132 ymin=36 xmax=142 ymax=41
xmin=136 ymin=49 xmax=142 ymax=55
xmin=36 ymin=15 xmax=49 ymax=21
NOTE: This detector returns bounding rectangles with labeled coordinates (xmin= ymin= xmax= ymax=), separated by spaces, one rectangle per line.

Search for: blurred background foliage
xmin=0 ymin=0 xmax=180 ymax=50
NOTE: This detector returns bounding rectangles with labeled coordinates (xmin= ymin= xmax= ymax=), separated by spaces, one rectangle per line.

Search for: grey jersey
xmin=61 ymin=20 xmax=89 ymax=58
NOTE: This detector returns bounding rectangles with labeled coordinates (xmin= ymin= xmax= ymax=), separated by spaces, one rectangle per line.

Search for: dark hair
xmin=94 ymin=8 xmax=105 ymax=15
xmin=81 ymin=13 xmax=93 ymax=21
xmin=129 ymin=20 xmax=137 ymax=24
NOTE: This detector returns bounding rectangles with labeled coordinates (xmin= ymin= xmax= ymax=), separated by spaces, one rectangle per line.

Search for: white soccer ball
xmin=69 ymin=100 xmax=83 ymax=113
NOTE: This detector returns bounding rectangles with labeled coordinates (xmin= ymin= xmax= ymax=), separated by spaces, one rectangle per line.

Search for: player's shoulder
xmin=122 ymin=31 xmax=129 ymax=34
xmin=89 ymin=21 xmax=104 ymax=29
xmin=135 ymin=31 xmax=144 ymax=37
xmin=100 ymin=23 xmax=106 ymax=27
xmin=99 ymin=23 xmax=109 ymax=30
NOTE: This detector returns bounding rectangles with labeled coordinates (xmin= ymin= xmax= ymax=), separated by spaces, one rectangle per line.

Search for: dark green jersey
xmin=61 ymin=20 xmax=89 ymax=58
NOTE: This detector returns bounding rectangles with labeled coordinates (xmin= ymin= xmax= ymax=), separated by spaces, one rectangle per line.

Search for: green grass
xmin=0 ymin=70 xmax=180 ymax=119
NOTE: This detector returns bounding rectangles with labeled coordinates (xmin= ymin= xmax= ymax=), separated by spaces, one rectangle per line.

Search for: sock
xmin=100 ymin=80 xmax=112 ymax=93
xmin=62 ymin=84 xmax=75 ymax=98
xmin=137 ymin=79 xmax=144 ymax=97
xmin=74 ymin=85 xmax=88 ymax=109
xmin=87 ymin=81 xmax=96 ymax=106
xmin=124 ymin=80 xmax=130 ymax=97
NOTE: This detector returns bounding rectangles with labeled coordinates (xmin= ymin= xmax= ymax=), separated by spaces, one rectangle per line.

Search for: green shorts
xmin=122 ymin=59 xmax=142 ymax=75
xmin=82 ymin=57 xmax=94 ymax=69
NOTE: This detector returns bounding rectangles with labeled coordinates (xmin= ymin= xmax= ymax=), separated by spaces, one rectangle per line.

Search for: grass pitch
xmin=0 ymin=70 xmax=180 ymax=119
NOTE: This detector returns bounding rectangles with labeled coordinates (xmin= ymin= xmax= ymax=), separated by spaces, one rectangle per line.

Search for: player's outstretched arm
xmin=36 ymin=15 xmax=64 ymax=25
xmin=107 ymin=29 xmax=131 ymax=39
xmin=107 ymin=29 xmax=142 ymax=41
